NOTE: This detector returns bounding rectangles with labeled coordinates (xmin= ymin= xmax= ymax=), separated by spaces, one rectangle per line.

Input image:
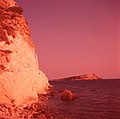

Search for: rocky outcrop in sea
xmin=57 ymin=74 xmax=102 ymax=81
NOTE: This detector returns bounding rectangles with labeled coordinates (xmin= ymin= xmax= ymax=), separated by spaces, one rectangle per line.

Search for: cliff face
xmin=0 ymin=0 xmax=49 ymax=105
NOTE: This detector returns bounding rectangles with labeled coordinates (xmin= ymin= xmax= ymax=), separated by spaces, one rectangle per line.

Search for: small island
xmin=57 ymin=74 xmax=102 ymax=81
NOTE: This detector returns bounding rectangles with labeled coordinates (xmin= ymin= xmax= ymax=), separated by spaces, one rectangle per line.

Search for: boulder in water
xmin=60 ymin=89 xmax=77 ymax=101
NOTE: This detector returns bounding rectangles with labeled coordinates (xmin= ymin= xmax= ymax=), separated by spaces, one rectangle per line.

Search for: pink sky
xmin=16 ymin=0 xmax=120 ymax=79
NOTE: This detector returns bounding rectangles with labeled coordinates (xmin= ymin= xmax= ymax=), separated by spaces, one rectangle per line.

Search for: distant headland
xmin=54 ymin=74 xmax=103 ymax=81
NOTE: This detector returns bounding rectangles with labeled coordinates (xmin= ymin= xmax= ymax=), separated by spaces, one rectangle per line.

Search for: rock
xmin=60 ymin=90 xmax=77 ymax=101
xmin=33 ymin=112 xmax=47 ymax=119
xmin=47 ymin=85 xmax=55 ymax=96
xmin=0 ymin=0 xmax=49 ymax=105
xmin=31 ymin=112 xmax=45 ymax=119
xmin=0 ymin=117 xmax=8 ymax=119
xmin=38 ymin=113 xmax=47 ymax=119
xmin=0 ymin=111 xmax=2 ymax=115
xmin=0 ymin=0 xmax=16 ymax=9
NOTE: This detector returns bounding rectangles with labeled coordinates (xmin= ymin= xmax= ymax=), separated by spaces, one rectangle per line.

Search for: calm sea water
xmin=47 ymin=79 xmax=120 ymax=119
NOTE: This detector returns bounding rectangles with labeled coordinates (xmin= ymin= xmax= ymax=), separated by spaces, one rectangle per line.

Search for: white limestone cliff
xmin=0 ymin=0 xmax=49 ymax=105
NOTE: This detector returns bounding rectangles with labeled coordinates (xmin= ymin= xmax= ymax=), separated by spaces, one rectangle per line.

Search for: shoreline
xmin=0 ymin=92 xmax=54 ymax=119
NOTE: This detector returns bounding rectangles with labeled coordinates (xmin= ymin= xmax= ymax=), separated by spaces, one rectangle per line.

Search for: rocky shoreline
xmin=0 ymin=86 xmax=78 ymax=119
xmin=0 ymin=94 xmax=53 ymax=119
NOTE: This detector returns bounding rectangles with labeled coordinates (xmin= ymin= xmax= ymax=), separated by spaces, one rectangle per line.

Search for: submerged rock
xmin=0 ymin=0 xmax=49 ymax=105
xmin=60 ymin=89 xmax=77 ymax=102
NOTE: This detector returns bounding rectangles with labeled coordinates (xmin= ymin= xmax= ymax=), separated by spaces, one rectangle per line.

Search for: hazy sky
xmin=16 ymin=0 xmax=120 ymax=79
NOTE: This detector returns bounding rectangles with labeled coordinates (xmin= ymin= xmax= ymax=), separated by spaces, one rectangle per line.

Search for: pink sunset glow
xmin=16 ymin=0 xmax=120 ymax=79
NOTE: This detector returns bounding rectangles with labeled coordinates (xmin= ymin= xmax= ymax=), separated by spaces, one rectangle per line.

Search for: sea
xmin=47 ymin=79 xmax=120 ymax=119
